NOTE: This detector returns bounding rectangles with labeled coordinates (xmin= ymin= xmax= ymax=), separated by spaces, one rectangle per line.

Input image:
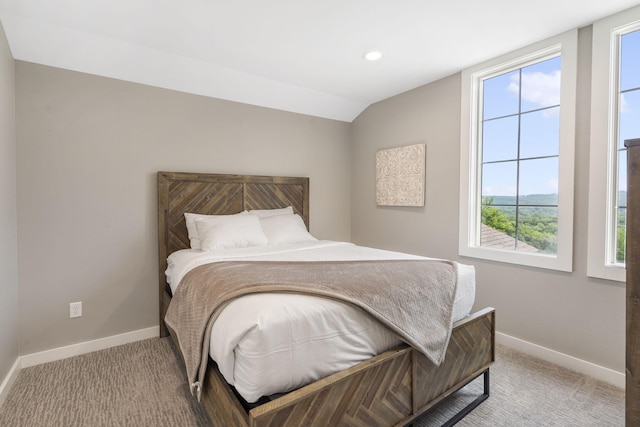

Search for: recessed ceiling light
xmin=363 ymin=50 xmax=383 ymax=61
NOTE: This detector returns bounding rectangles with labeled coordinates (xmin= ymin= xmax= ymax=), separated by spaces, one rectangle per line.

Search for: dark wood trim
xmin=626 ymin=139 xmax=640 ymax=425
xmin=625 ymin=138 xmax=640 ymax=149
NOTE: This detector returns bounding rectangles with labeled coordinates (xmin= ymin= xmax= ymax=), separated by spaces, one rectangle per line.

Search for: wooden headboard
xmin=157 ymin=171 xmax=310 ymax=336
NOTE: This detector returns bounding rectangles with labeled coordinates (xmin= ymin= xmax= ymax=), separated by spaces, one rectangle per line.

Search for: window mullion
xmin=514 ymin=69 xmax=523 ymax=251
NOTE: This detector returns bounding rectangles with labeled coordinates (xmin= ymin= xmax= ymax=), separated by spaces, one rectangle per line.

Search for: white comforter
xmin=166 ymin=241 xmax=475 ymax=403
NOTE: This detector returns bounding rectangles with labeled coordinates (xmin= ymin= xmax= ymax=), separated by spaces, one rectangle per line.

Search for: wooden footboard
xmin=198 ymin=307 xmax=495 ymax=427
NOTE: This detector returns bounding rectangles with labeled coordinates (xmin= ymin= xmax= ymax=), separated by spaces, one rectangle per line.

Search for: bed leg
xmin=440 ymin=368 xmax=490 ymax=427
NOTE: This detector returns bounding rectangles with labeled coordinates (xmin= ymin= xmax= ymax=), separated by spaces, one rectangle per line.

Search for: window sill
xmin=459 ymin=245 xmax=572 ymax=272
xmin=586 ymin=263 xmax=626 ymax=283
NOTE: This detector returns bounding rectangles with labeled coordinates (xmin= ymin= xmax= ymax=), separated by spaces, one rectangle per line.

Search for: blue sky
xmin=481 ymin=56 xmax=561 ymax=198
xmin=481 ymin=29 xmax=639 ymax=200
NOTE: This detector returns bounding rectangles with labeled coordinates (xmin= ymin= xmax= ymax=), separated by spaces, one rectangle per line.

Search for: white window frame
xmin=588 ymin=5 xmax=640 ymax=282
xmin=459 ymin=30 xmax=577 ymax=272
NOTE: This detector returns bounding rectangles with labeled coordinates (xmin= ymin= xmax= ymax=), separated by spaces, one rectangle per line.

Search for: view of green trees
xmin=616 ymin=191 xmax=628 ymax=263
xmin=482 ymin=193 xmax=628 ymax=260
xmin=617 ymin=210 xmax=627 ymax=263
xmin=481 ymin=195 xmax=558 ymax=253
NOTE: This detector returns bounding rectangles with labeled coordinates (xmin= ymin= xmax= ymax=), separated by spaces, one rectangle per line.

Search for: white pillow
xmin=184 ymin=211 xmax=247 ymax=250
xmin=248 ymin=206 xmax=294 ymax=218
xmin=260 ymin=214 xmax=317 ymax=246
xmin=195 ymin=214 xmax=268 ymax=251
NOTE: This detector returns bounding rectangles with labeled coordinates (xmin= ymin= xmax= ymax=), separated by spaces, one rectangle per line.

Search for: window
xmin=588 ymin=6 xmax=640 ymax=282
xmin=460 ymin=30 xmax=577 ymax=271
xmin=616 ymin=29 xmax=640 ymax=264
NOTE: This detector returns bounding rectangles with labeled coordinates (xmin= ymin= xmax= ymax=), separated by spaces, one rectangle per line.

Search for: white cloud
xmin=508 ymin=70 xmax=561 ymax=108
xmin=621 ymin=93 xmax=630 ymax=114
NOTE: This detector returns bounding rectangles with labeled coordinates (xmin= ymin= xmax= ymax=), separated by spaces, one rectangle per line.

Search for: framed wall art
xmin=376 ymin=143 xmax=425 ymax=206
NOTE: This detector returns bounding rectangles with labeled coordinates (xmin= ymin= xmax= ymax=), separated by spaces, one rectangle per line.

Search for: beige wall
xmin=351 ymin=26 xmax=625 ymax=372
xmin=0 ymin=22 xmax=18 ymax=383
xmin=15 ymin=62 xmax=351 ymax=354
xmin=6 ymin=22 xmax=625 ymax=376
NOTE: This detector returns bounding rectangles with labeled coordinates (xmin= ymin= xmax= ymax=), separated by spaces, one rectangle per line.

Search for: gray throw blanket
xmin=164 ymin=259 xmax=458 ymax=400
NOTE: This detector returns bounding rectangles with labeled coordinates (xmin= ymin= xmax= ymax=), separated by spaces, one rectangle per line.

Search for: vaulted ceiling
xmin=1 ymin=0 xmax=638 ymax=122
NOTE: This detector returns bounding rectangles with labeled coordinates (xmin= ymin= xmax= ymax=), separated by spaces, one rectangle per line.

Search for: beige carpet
xmin=0 ymin=338 xmax=624 ymax=426
xmin=417 ymin=345 xmax=624 ymax=427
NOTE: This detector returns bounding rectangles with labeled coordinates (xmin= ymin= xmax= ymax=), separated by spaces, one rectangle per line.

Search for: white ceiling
xmin=1 ymin=0 xmax=638 ymax=122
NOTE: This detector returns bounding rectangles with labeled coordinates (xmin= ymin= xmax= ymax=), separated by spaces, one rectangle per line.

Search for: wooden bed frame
xmin=626 ymin=139 xmax=640 ymax=425
xmin=157 ymin=171 xmax=495 ymax=427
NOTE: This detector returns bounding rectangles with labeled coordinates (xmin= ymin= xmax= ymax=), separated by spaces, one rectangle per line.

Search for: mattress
xmin=166 ymin=241 xmax=475 ymax=403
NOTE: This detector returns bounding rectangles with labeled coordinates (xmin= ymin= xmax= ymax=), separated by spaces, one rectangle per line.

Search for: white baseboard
xmin=496 ymin=332 xmax=625 ymax=389
xmin=21 ymin=326 xmax=159 ymax=368
xmin=0 ymin=326 xmax=159 ymax=406
xmin=0 ymin=357 xmax=21 ymax=406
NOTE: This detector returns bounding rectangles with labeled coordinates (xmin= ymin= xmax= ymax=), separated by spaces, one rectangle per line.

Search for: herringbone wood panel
xmin=414 ymin=313 xmax=494 ymax=409
xmin=167 ymin=182 xmax=244 ymax=254
xmin=160 ymin=173 xmax=310 ymax=256
xmin=245 ymin=183 xmax=305 ymax=216
xmin=252 ymin=350 xmax=413 ymax=427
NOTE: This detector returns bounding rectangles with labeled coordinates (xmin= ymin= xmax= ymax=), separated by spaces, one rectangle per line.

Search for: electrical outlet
xmin=70 ymin=302 xmax=82 ymax=318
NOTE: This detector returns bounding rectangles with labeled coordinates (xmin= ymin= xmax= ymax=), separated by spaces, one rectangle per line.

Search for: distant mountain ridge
xmin=484 ymin=193 xmax=558 ymax=207
xmin=484 ymin=191 xmax=627 ymax=207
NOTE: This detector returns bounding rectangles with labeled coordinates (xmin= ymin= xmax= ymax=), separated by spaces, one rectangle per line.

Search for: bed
xmin=157 ymin=171 xmax=495 ymax=427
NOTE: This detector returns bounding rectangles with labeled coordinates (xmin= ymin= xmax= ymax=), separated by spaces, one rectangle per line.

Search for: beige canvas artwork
xmin=376 ymin=143 xmax=425 ymax=206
